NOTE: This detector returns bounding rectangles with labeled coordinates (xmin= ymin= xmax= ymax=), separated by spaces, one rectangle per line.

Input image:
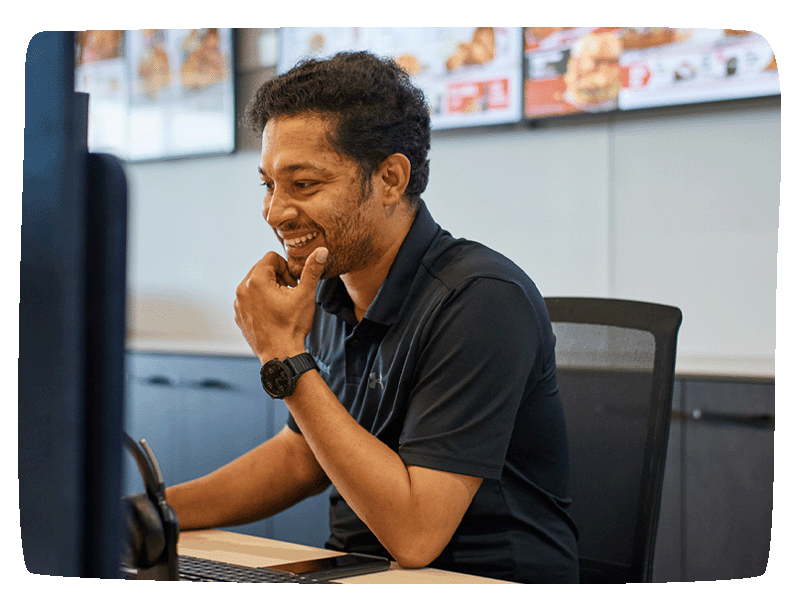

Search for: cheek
xmin=317 ymin=196 xmax=352 ymax=233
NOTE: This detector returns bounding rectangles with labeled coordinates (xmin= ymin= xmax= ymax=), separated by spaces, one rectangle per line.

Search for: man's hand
xmin=234 ymin=247 xmax=329 ymax=363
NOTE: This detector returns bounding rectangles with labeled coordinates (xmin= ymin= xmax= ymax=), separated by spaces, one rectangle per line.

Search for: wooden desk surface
xmin=178 ymin=529 xmax=509 ymax=584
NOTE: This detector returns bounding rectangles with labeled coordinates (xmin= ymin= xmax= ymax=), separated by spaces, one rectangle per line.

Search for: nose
xmin=263 ymin=185 xmax=298 ymax=228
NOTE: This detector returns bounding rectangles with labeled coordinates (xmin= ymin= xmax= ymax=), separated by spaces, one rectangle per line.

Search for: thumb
xmin=297 ymin=247 xmax=329 ymax=295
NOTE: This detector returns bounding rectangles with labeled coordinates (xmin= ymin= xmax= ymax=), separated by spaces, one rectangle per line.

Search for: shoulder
xmin=419 ymin=232 xmax=556 ymax=348
xmin=421 ymin=233 xmax=543 ymax=305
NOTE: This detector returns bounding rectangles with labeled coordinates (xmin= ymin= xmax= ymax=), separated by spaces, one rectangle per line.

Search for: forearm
xmin=285 ymin=371 xmax=479 ymax=567
xmin=166 ymin=426 xmax=329 ymax=531
xmin=232 ymin=247 xmax=478 ymax=564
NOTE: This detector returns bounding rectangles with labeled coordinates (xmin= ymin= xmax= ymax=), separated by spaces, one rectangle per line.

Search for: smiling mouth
xmin=283 ymin=231 xmax=320 ymax=249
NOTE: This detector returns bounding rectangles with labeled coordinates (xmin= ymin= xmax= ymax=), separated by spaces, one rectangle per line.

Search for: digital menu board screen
xmin=523 ymin=27 xmax=779 ymax=119
xmin=278 ymin=27 xmax=524 ymax=130
xmin=75 ymin=28 xmax=236 ymax=161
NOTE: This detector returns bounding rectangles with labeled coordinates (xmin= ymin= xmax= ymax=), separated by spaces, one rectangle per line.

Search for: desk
xmin=178 ymin=529 xmax=510 ymax=584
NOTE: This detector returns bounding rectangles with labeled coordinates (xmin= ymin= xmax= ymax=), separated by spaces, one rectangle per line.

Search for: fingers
xmin=236 ymin=247 xmax=326 ymax=310
xmin=272 ymin=253 xmax=299 ymax=287
xmin=296 ymin=247 xmax=329 ymax=297
xmin=235 ymin=252 xmax=283 ymax=322
xmin=233 ymin=248 xmax=328 ymax=360
xmin=260 ymin=251 xmax=299 ymax=287
xmin=243 ymin=251 xmax=297 ymax=288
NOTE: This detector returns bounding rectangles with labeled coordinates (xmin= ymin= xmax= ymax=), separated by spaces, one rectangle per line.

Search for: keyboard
xmin=178 ymin=554 xmax=329 ymax=583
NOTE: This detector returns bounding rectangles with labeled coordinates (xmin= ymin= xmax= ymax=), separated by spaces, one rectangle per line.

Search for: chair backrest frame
xmin=544 ymin=297 xmax=682 ymax=583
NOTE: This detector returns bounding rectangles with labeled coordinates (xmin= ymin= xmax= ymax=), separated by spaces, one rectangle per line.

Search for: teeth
xmin=285 ymin=232 xmax=319 ymax=248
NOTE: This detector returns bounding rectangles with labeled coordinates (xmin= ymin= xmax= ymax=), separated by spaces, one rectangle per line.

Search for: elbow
xmin=385 ymin=532 xmax=448 ymax=570
xmin=394 ymin=555 xmax=434 ymax=571
xmin=393 ymin=551 xmax=437 ymax=570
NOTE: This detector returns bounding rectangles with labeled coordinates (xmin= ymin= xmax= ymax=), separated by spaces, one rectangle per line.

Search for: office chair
xmin=544 ymin=297 xmax=681 ymax=583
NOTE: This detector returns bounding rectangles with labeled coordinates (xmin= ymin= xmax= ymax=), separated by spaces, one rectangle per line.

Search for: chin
xmin=285 ymin=257 xmax=304 ymax=280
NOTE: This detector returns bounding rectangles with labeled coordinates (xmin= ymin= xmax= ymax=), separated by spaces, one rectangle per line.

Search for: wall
xmin=125 ymin=30 xmax=780 ymax=379
xmin=423 ymin=99 xmax=780 ymax=377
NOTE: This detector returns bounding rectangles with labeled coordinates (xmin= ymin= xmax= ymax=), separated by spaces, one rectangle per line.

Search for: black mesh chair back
xmin=544 ymin=297 xmax=682 ymax=583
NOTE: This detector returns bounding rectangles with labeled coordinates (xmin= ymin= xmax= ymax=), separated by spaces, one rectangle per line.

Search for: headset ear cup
xmin=122 ymin=493 xmax=166 ymax=568
xmin=122 ymin=496 xmax=144 ymax=566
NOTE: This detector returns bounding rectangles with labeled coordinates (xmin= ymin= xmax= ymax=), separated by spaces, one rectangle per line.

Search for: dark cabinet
xmin=124 ymin=352 xmax=330 ymax=545
xmin=652 ymin=378 xmax=774 ymax=582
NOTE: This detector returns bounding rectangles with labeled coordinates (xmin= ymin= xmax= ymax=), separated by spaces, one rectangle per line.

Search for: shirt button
xmin=349 ymin=339 xmax=360 ymax=349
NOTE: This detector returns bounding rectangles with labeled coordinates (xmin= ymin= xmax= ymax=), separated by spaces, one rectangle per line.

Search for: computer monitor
xmin=20 ymin=31 xmax=128 ymax=578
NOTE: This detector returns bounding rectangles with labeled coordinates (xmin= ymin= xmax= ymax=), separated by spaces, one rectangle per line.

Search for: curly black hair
xmin=245 ymin=51 xmax=431 ymax=206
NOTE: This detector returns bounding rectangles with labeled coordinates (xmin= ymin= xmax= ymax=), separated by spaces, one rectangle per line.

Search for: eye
xmin=294 ymin=181 xmax=321 ymax=194
xmin=260 ymin=180 xmax=274 ymax=191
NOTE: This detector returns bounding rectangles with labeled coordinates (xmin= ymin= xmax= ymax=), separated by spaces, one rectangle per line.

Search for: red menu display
xmin=278 ymin=28 xmax=524 ymax=130
xmin=74 ymin=28 xmax=780 ymax=160
xmin=523 ymin=27 xmax=779 ymax=119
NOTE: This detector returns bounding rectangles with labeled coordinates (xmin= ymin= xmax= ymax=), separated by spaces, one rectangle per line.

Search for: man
xmin=165 ymin=51 xmax=578 ymax=583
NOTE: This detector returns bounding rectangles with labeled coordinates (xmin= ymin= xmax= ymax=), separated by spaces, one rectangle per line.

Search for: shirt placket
xmin=344 ymin=322 xmax=370 ymax=385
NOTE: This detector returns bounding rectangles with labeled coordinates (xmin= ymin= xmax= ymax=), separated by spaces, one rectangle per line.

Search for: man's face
xmin=259 ymin=114 xmax=382 ymax=281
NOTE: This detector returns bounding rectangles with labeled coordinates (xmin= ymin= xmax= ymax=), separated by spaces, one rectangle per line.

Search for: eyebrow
xmin=258 ymin=163 xmax=329 ymax=177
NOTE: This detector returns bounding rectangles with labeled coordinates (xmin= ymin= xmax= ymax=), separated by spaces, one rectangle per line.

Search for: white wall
xmin=126 ymin=97 xmax=780 ymax=378
xmin=610 ymin=105 xmax=779 ymax=367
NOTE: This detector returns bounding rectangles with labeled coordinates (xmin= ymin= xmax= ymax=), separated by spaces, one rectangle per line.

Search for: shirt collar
xmin=316 ymin=200 xmax=439 ymax=326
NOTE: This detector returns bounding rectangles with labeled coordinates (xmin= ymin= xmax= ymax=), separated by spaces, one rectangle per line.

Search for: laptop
xmin=122 ymin=435 xmax=390 ymax=582
xmin=177 ymin=552 xmax=390 ymax=583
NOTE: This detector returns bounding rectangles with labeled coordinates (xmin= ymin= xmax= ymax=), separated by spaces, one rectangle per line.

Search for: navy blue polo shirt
xmin=287 ymin=202 xmax=578 ymax=583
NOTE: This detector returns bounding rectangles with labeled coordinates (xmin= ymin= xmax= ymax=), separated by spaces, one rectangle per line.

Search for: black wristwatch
xmin=260 ymin=353 xmax=319 ymax=399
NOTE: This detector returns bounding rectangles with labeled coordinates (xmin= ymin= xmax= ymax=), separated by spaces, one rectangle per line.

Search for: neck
xmin=341 ymin=208 xmax=415 ymax=322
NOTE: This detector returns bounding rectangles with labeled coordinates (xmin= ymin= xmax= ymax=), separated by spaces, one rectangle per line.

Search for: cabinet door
xmin=683 ymin=380 xmax=774 ymax=581
xmin=123 ymin=353 xmax=183 ymax=496
xmin=124 ymin=353 xmax=271 ymax=538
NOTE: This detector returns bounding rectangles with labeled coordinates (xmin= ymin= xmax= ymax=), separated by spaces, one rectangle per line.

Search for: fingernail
xmin=316 ymin=248 xmax=329 ymax=263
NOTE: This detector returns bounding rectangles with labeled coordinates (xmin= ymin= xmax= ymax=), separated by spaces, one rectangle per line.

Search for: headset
xmin=121 ymin=433 xmax=180 ymax=580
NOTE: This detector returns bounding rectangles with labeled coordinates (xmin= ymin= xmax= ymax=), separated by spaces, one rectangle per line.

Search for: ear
xmin=378 ymin=153 xmax=411 ymax=207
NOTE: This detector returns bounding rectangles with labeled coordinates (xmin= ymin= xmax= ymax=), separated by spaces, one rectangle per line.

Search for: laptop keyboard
xmin=178 ymin=555 xmax=328 ymax=583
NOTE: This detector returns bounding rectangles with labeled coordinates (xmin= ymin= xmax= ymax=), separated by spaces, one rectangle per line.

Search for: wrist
xmin=260 ymin=352 xmax=319 ymax=399
xmin=257 ymin=343 xmax=307 ymax=366
xmin=283 ymin=367 xmax=322 ymax=402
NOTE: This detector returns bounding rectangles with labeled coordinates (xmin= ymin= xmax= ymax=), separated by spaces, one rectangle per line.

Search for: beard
xmin=280 ymin=187 xmax=382 ymax=281
xmin=316 ymin=213 xmax=379 ymax=279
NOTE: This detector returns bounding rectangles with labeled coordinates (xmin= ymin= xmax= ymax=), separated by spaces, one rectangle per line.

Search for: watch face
xmin=262 ymin=361 xmax=292 ymax=398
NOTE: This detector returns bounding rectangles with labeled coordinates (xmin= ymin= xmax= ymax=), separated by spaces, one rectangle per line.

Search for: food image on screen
xmin=309 ymin=32 xmax=326 ymax=53
xmin=180 ymin=29 xmax=226 ymax=91
xmin=525 ymin=28 xmax=567 ymax=48
xmin=524 ymin=27 xmax=779 ymax=119
xmin=395 ymin=53 xmax=422 ymax=75
xmin=137 ymin=30 xmax=171 ymax=100
xmin=446 ymin=27 xmax=496 ymax=71
xmin=76 ymin=30 xmax=124 ymax=65
xmin=619 ymin=28 xmax=678 ymax=50
xmin=564 ymin=32 xmax=622 ymax=106
xmin=523 ymin=27 xmax=618 ymax=117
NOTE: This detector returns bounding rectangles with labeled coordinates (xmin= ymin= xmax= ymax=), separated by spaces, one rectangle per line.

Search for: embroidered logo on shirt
xmin=368 ymin=372 xmax=384 ymax=390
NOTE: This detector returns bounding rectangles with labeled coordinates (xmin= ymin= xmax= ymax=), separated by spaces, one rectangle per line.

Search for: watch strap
xmin=284 ymin=352 xmax=319 ymax=377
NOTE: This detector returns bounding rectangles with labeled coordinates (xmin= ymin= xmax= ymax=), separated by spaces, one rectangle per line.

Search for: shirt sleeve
xmin=397 ymin=277 xmax=545 ymax=480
